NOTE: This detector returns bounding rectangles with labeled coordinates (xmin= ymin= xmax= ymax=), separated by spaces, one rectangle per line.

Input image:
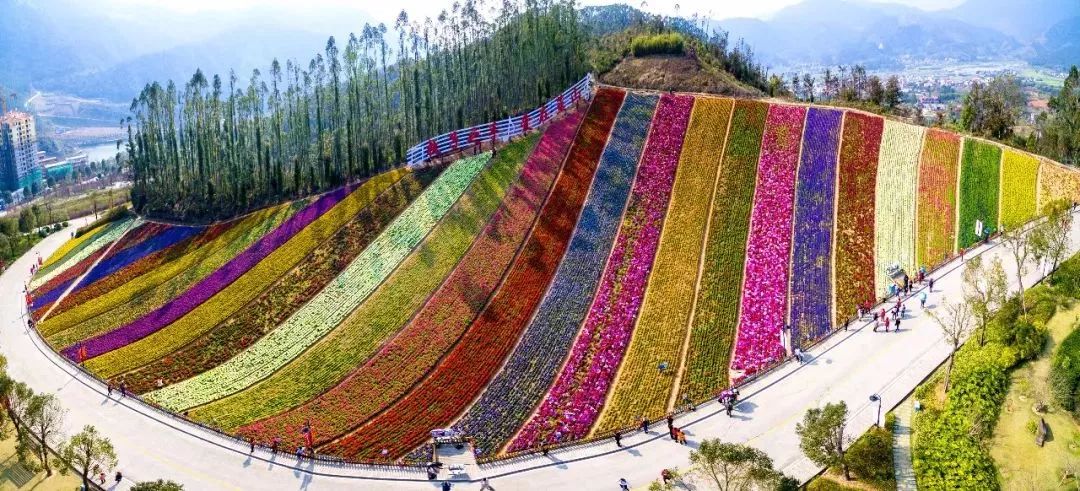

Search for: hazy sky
xmin=104 ymin=0 xmax=966 ymax=24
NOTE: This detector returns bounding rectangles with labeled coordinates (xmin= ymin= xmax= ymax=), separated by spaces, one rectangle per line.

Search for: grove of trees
xmin=128 ymin=0 xmax=588 ymax=221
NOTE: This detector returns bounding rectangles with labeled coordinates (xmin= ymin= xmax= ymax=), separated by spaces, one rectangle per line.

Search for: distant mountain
xmin=0 ymin=0 xmax=370 ymax=103
xmin=713 ymin=0 xmax=1025 ymax=70
xmin=943 ymin=0 xmax=1076 ymax=42
xmin=1033 ymin=16 xmax=1080 ymax=67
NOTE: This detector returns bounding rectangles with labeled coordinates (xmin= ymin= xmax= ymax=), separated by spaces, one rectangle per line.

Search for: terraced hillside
xmin=30 ymin=85 xmax=1080 ymax=464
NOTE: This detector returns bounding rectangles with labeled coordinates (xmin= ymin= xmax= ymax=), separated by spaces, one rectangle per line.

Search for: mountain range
xmin=1 ymin=0 xmax=1077 ymax=106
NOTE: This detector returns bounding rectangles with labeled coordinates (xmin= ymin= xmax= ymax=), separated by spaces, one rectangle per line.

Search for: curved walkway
xmin=3 ymin=211 xmax=1079 ymax=490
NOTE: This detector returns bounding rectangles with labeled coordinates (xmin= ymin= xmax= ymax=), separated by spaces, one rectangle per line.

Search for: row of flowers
xmin=446 ymin=89 xmax=635 ymax=455
xmin=122 ymin=170 xmax=438 ymax=395
xmin=38 ymin=220 xmax=115 ymax=272
xmin=31 ymin=222 xmax=164 ymax=302
xmin=1039 ymin=161 xmax=1080 ymax=214
xmin=873 ymin=121 xmax=924 ymax=296
xmin=190 ymin=135 xmax=540 ymax=431
xmin=30 ymin=248 xmax=110 ymax=317
xmin=433 ymin=89 xmax=630 ymax=457
xmin=237 ymin=110 xmax=582 ymax=449
xmin=70 ymin=224 xmax=204 ymax=295
xmin=41 ymin=204 xmax=297 ymax=345
xmin=677 ymin=99 xmax=767 ymax=402
xmin=78 ymin=171 xmax=405 ymax=379
xmin=49 ymin=219 xmax=232 ymax=317
xmin=1000 ymin=149 xmax=1039 ymax=229
xmin=833 ymin=113 xmax=883 ymax=326
xmin=145 ymin=156 xmax=488 ymax=411
xmin=320 ymin=88 xmax=629 ymax=461
xmin=731 ymin=104 xmax=806 ymax=374
xmin=916 ymin=129 xmax=961 ymax=269
xmin=31 ymin=218 xmax=140 ymax=290
xmin=788 ymin=108 xmax=842 ymax=346
xmin=594 ymin=96 xmax=733 ymax=433
xmin=512 ymin=93 xmax=688 ymax=450
xmin=957 ymin=139 xmax=1002 ymax=249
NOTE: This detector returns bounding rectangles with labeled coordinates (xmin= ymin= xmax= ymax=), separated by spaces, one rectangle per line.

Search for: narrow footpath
xmin=2 ymin=210 xmax=1078 ymax=490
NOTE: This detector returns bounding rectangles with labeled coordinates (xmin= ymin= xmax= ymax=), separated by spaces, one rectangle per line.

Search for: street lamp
xmin=869 ymin=394 xmax=882 ymax=427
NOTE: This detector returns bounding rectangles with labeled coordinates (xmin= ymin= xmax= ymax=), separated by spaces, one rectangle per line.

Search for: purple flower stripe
xmin=62 ymin=183 xmax=360 ymax=361
xmin=452 ymin=93 xmax=657 ymax=456
xmin=511 ymin=94 xmax=692 ymax=450
xmin=788 ymin=108 xmax=841 ymax=347
xmin=732 ymin=104 xmax=806 ymax=374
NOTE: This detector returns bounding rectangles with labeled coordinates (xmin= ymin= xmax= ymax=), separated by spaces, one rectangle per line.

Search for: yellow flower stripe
xmin=40 ymin=204 xmax=292 ymax=341
xmin=999 ymin=149 xmax=1038 ymax=229
xmin=873 ymin=120 xmax=923 ymax=296
xmin=85 ymin=169 xmax=408 ymax=378
xmin=594 ymin=96 xmax=733 ymax=432
xmin=1038 ymin=160 xmax=1080 ymax=213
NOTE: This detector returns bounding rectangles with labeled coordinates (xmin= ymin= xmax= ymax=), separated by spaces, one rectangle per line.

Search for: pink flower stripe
xmin=511 ymin=94 xmax=693 ymax=449
xmin=732 ymin=104 xmax=807 ymax=374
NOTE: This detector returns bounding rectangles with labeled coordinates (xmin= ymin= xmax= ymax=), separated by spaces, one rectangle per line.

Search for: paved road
xmin=3 ymin=211 xmax=1078 ymax=491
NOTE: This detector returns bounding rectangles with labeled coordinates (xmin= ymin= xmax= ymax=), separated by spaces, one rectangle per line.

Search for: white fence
xmin=406 ymin=74 xmax=594 ymax=165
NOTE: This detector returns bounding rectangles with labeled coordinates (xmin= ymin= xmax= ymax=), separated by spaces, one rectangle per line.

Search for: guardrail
xmin=405 ymin=74 xmax=594 ymax=165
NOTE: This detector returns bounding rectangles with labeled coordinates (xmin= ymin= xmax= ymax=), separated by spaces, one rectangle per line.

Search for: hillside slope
xmin=30 ymin=84 xmax=1080 ymax=464
xmin=599 ymin=55 xmax=762 ymax=97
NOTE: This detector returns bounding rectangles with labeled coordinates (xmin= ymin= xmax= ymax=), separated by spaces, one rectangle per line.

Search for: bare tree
xmin=1001 ymin=224 xmax=1034 ymax=315
xmin=26 ymin=393 xmax=65 ymax=476
xmin=962 ymin=256 xmax=1007 ymax=346
xmin=1042 ymin=199 xmax=1074 ymax=277
xmin=927 ymin=299 xmax=974 ymax=392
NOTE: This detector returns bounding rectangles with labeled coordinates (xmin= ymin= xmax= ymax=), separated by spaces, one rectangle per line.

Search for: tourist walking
xmin=639 ymin=416 xmax=649 ymax=433
xmin=894 ymin=317 xmax=901 ymax=332
xmin=480 ymin=477 xmax=494 ymax=491
xmin=882 ymin=314 xmax=889 ymax=333
xmin=119 ymin=381 xmax=127 ymax=398
xmin=619 ymin=478 xmax=630 ymax=491
xmin=107 ymin=383 xmax=113 ymax=398
xmin=442 ymin=480 xmax=452 ymax=491
xmin=114 ymin=471 xmax=123 ymax=486
xmin=666 ymin=414 xmax=674 ymax=432
xmin=662 ymin=468 xmax=674 ymax=485
xmin=614 ymin=431 xmax=622 ymax=448
xmin=249 ymin=437 xmax=255 ymax=453
xmin=920 ymin=291 xmax=927 ymax=308
xmin=676 ymin=429 xmax=687 ymax=445
xmin=929 ymin=277 xmax=935 ymax=292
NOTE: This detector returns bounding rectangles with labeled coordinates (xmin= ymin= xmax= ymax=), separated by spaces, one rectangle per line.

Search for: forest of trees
xmin=1036 ymin=66 xmax=1080 ymax=166
xmin=127 ymin=0 xmax=587 ymax=221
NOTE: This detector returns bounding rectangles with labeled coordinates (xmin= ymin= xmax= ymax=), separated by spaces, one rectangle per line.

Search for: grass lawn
xmin=0 ymin=428 xmax=82 ymax=491
xmin=991 ymin=303 xmax=1080 ymax=490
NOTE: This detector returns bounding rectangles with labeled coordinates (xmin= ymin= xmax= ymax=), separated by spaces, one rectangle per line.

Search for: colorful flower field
xmin=33 ymin=86 xmax=1080 ymax=462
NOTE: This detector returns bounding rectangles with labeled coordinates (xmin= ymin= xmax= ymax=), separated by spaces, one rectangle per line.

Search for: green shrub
xmin=630 ymin=33 xmax=685 ymax=56
xmin=806 ymin=478 xmax=849 ymax=491
xmin=846 ymin=425 xmax=895 ymax=485
xmin=1049 ymin=322 xmax=1080 ymax=412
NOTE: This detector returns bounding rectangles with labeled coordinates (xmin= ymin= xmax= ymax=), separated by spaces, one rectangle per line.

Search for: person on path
xmin=894 ymin=317 xmax=901 ymax=332
xmin=666 ymin=414 xmax=674 ymax=432
xmin=669 ymin=425 xmax=678 ymax=441
xmin=271 ymin=437 xmax=281 ymax=455
xmin=929 ymin=277 xmax=935 ymax=292
xmin=639 ymin=416 xmax=649 ymax=433
xmin=676 ymin=429 xmax=687 ymax=445
xmin=97 ymin=471 xmax=106 ymax=485
xmin=614 ymin=431 xmax=622 ymax=448
xmin=249 ymin=437 xmax=255 ymax=454
xmin=479 ymin=477 xmax=494 ymax=491
xmin=296 ymin=446 xmax=305 ymax=460
xmin=619 ymin=478 xmax=630 ymax=491
xmin=662 ymin=469 xmax=674 ymax=485
xmin=107 ymin=383 xmax=113 ymax=398
xmin=114 ymin=471 xmax=122 ymax=486
xmin=920 ymin=291 xmax=927 ymax=308
xmin=119 ymin=381 xmax=126 ymax=398
xmin=872 ymin=310 xmax=879 ymax=330
xmin=883 ymin=314 xmax=890 ymax=333
xmin=843 ymin=318 xmax=850 ymax=331
xmin=442 ymin=480 xmax=452 ymax=491
xmin=901 ymin=305 xmax=907 ymax=318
